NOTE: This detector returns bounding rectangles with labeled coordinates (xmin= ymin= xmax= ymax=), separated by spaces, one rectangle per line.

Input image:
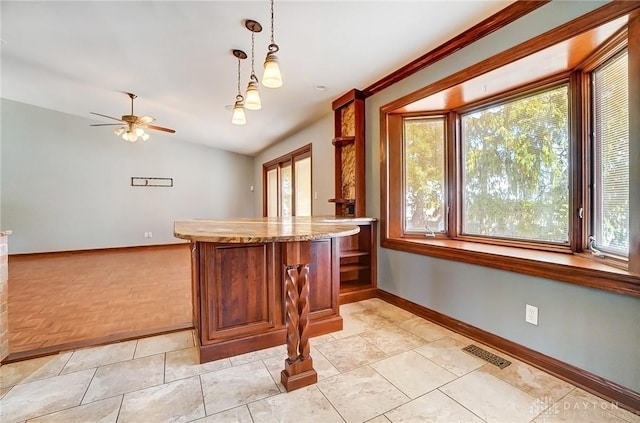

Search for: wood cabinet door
xmin=307 ymin=239 xmax=340 ymax=320
xmin=200 ymin=243 xmax=279 ymax=344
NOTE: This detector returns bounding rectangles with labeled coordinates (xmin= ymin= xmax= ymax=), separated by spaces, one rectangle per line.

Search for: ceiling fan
xmin=90 ymin=92 xmax=175 ymax=142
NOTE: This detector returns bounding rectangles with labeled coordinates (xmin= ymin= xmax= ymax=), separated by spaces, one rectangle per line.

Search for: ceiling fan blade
xmin=90 ymin=123 xmax=123 ymax=126
xmin=147 ymin=124 xmax=176 ymax=134
xmin=90 ymin=112 xmax=124 ymax=122
xmin=137 ymin=115 xmax=156 ymax=125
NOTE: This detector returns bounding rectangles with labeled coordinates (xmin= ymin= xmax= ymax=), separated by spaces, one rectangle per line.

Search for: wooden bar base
xmin=281 ymin=357 xmax=318 ymax=392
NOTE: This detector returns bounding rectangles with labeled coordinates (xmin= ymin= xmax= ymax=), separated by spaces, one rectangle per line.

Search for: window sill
xmin=381 ymin=237 xmax=640 ymax=298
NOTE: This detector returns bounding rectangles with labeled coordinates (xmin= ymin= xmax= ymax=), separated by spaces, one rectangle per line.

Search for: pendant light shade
xmin=245 ymin=79 xmax=262 ymax=110
xmin=262 ymin=0 xmax=283 ymax=88
xmin=232 ymin=97 xmax=247 ymax=125
xmin=262 ymin=47 xmax=282 ymax=88
xmin=231 ymin=49 xmax=248 ymax=125
xmin=244 ymin=20 xmax=263 ymax=110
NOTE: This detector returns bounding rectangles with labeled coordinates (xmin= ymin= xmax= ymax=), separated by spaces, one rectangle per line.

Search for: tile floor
xmin=1 ymin=299 xmax=638 ymax=423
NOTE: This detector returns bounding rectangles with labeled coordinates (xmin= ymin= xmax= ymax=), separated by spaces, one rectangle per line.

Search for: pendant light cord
xmin=236 ymin=58 xmax=243 ymax=101
xmin=270 ymin=0 xmax=275 ymax=45
xmin=250 ymin=31 xmax=257 ymax=82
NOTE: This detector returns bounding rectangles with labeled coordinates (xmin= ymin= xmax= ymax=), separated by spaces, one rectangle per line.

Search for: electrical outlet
xmin=148 ymin=232 xmax=153 ymax=238
xmin=144 ymin=232 xmax=148 ymax=238
xmin=525 ymin=304 xmax=538 ymax=325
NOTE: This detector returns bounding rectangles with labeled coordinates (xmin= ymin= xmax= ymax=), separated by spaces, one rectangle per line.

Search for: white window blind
xmin=592 ymin=50 xmax=629 ymax=257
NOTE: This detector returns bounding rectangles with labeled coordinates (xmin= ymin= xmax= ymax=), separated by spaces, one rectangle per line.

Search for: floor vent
xmin=462 ymin=344 xmax=511 ymax=369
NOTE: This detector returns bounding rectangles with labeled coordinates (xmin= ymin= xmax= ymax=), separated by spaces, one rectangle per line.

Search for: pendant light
xmin=231 ymin=49 xmax=247 ymax=125
xmin=245 ymin=20 xmax=262 ymax=110
xmin=262 ymin=0 xmax=282 ymax=88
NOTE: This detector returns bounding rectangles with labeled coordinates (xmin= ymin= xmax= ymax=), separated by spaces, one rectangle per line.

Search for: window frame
xmin=262 ymin=144 xmax=312 ymax=217
xmin=380 ymin=10 xmax=640 ymax=298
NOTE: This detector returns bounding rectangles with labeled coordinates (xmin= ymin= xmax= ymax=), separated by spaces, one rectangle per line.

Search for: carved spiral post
xmin=281 ymin=241 xmax=317 ymax=391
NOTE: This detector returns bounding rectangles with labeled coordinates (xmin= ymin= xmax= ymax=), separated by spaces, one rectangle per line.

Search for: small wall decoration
xmin=131 ymin=177 xmax=173 ymax=187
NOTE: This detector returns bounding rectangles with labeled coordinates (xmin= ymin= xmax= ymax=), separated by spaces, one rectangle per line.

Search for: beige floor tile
xmin=554 ymin=389 xmax=640 ymax=423
xmin=191 ymin=405 xmax=253 ymax=423
xmin=0 ymin=368 xmax=94 ymax=423
xmin=359 ymin=325 xmax=427 ymax=355
xmin=414 ymin=337 xmax=484 ymax=376
xmin=117 ymin=376 xmax=205 ymax=423
xmin=26 ymin=396 xmax=122 ymax=423
xmin=480 ymin=357 xmax=574 ymax=403
xmin=349 ymin=308 xmax=395 ymax=328
xmin=263 ymin=349 xmax=340 ymax=392
xmin=61 ymin=340 xmax=136 ymax=374
xmin=165 ymin=347 xmax=231 ymax=383
xmin=385 ymin=389 xmax=484 ymax=422
xmin=315 ymin=335 xmax=388 ymax=373
xmin=200 ymin=360 xmax=279 ymax=415
xmin=229 ymin=344 xmax=286 ymax=366
xmin=312 ymin=333 xmax=337 ymax=345
xmin=440 ymin=370 xmax=538 ymax=423
xmin=318 ymin=366 xmax=409 ymax=423
xmin=133 ymin=330 xmax=194 ymax=358
xmin=333 ymin=314 xmax=379 ymax=339
xmin=82 ymin=354 xmax=164 ymax=403
xmin=367 ymin=416 xmax=391 ymax=423
xmin=248 ymin=385 xmax=344 ymax=423
xmin=374 ymin=303 xmax=416 ymax=323
xmin=357 ymin=298 xmax=388 ymax=310
xmin=401 ymin=317 xmax=457 ymax=342
xmin=0 ymin=352 xmax=72 ymax=389
xmin=340 ymin=302 xmax=368 ymax=316
xmin=370 ymin=350 xmax=456 ymax=399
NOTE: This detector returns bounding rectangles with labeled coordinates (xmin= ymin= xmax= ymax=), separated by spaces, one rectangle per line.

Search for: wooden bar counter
xmin=174 ymin=217 xmax=359 ymax=391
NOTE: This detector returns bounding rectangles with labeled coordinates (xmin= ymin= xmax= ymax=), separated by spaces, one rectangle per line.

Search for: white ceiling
xmin=1 ymin=0 xmax=514 ymax=156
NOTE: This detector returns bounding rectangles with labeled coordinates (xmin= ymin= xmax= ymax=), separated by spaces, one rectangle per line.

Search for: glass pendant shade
xmin=232 ymin=101 xmax=247 ymax=125
xmin=135 ymin=127 xmax=145 ymax=137
xmin=245 ymin=80 xmax=262 ymax=110
xmin=141 ymin=133 xmax=150 ymax=141
xmin=262 ymin=51 xmax=282 ymax=88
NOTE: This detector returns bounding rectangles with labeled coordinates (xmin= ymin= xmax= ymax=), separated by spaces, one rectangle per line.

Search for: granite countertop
xmin=174 ymin=217 xmax=361 ymax=243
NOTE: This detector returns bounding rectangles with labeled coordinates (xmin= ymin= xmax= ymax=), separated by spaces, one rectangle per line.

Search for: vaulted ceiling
xmin=1 ymin=1 xmax=514 ymax=155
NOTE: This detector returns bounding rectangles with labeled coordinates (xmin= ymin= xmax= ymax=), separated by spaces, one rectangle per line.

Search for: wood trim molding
xmin=8 ymin=243 xmax=188 ymax=258
xmin=380 ymin=1 xmax=640 ymax=114
xmin=362 ymin=1 xmax=550 ymax=97
xmin=2 ymin=323 xmax=193 ymax=364
xmin=381 ymin=238 xmax=640 ymax=298
xmin=376 ymin=289 xmax=640 ymax=414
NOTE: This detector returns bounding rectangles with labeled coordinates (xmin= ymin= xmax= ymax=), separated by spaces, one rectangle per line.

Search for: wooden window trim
xmin=380 ymin=4 xmax=640 ymax=298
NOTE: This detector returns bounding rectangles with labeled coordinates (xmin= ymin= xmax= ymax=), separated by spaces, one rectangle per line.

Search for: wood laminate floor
xmin=6 ymin=244 xmax=192 ymax=359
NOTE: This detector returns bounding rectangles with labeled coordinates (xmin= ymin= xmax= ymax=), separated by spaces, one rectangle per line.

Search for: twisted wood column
xmin=281 ymin=241 xmax=317 ymax=391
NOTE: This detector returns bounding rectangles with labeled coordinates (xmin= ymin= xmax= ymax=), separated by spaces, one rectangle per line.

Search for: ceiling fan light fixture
xmin=135 ymin=127 xmax=145 ymax=137
xmin=114 ymin=127 xmax=125 ymax=136
xmin=141 ymin=133 xmax=150 ymax=141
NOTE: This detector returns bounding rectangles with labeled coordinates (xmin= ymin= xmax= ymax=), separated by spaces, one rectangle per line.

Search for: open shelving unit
xmin=330 ymin=89 xmax=377 ymax=303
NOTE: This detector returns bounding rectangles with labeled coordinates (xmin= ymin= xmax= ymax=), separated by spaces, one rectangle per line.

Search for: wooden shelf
xmin=340 ymin=250 xmax=369 ymax=258
xmin=340 ymin=263 xmax=370 ymax=273
xmin=328 ymin=198 xmax=355 ymax=204
xmin=332 ymin=136 xmax=356 ymax=147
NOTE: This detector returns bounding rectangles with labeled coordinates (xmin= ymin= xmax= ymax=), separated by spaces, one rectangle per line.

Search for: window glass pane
xmin=404 ymin=117 xmax=446 ymax=233
xmin=461 ymin=85 xmax=569 ymax=243
xmin=593 ymin=51 xmax=629 ymax=256
xmin=294 ymin=156 xmax=312 ymax=216
xmin=266 ymin=168 xmax=278 ymax=217
xmin=280 ymin=164 xmax=292 ymax=217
